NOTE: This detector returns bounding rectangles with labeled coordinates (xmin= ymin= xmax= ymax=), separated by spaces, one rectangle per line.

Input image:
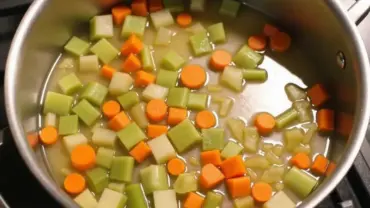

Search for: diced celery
xmin=265 ymin=151 xmax=283 ymax=165
xmin=263 ymin=191 xmax=295 ymax=208
xmin=97 ymin=188 xmax=127 ymax=208
xmin=96 ymin=147 xmax=115 ymax=169
xmin=203 ymin=191 xmax=224 ymax=208
xmin=219 ymin=0 xmax=241 ymax=17
xmin=207 ymin=23 xmax=226 ymax=43
xmin=153 ymin=190 xmax=177 ymax=208
xmin=44 ymin=112 xmax=57 ymax=127
xmin=187 ymin=93 xmax=208 ymax=111
xmin=126 ymin=184 xmax=148 ymax=208
xmin=147 ymin=134 xmax=177 ymax=164
xmin=293 ymin=144 xmax=311 ymax=154
xmin=108 ymin=183 xmax=125 ymax=193
xmin=90 ymin=15 xmax=113 ymax=40
xmin=92 ymin=127 xmax=116 ymax=148
xmin=58 ymin=115 xmax=79 ymax=135
xmin=285 ymin=83 xmax=307 ymax=102
xmin=140 ymin=165 xmax=169 ymax=194
xmin=121 ymin=15 xmax=147 ymax=39
xmin=43 ymin=91 xmax=73 ymax=116
xmin=167 ymin=87 xmax=190 ymax=108
xmin=141 ymin=45 xmax=155 ymax=71
xmin=57 ymin=73 xmax=83 ymax=95
xmin=168 ymin=119 xmax=202 ymax=153
xmin=219 ymin=97 xmax=233 ymax=117
xmin=283 ymin=128 xmax=304 ymax=152
xmin=163 ymin=0 xmax=184 ymax=12
xmin=227 ymin=118 xmax=245 ymax=142
xmin=221 ymin=141 xmax=243 ymax=159
xmin=86 ymin=167 xmax=109 ymax=194
xmin=207 ymin=84 xmax=222 ymax=92
xmin=142 ymin=84 xmax=169 ymax=101
xmin=234 ymin=196 xmax=254 ymax=208
xmin=130 ymin=103 xmax=149 ymax=129
xmin=221 ymin=66 xmax=243 ymax=92
xmin=173 ymin=173 xmax=198 ymax=194
xmin=72 ymin=99 xmax=101 ymax=126
xmin=117 ymin=122 xmax=146 ymax=150
xmin=74 ymin=189 xmax=98 ymax=208
xmin=156 ymin=69 xmax=178 ymax=88
xmin=190 ymin=0 xmax=205 ymax=11
xmin=64 ymin=36 xmax=90 ymax=56
xmin=63 ymin=133 xmax=88 ymax=154
xmin=150 ymin=9 xmax=174 ymax=29
xmin=186 ymin=22 xmax=206 ymax=34
xmin=110 ymin=156 xmax=135 ymax=182
xmin=243 ymin=126 xmax=260 ymax=153
xmin=202 ymin=128 xmax=225 ymax=151
xmin=275 ymin=108 xmax=298 ymax=129
xmin=233 ymin=45 xmax=263 ymax=69
xmin=90 ymin=38 xmax=119 ymax=64
xmin=155 ymin=27 xmax=173 ymax=45
xmin=81 ymin=82 xmax=108 ymax=106
xmin=244 ymin=156 xmax=270 ymax=169
xmin=293 ymin=100 xmax=313 ymax=123
xmin=161 ymin=50 xmax=185 ymax=71
xmin=117 ymin=91 xmax=139 ymax=110
xmin=109 ymin=72 xmax=133 ymax=96
xmin=243 ymin=69 xmax=268 ymax=82
xmin=302 ymin=123 xmax=318 ymax=144
xmin=189 ymin=32 xmax=212 ymax=56
xmin=272 ymin=144 xmax=284 ymax=157
xmin=284 ymin=167 xmax=317 ymax=198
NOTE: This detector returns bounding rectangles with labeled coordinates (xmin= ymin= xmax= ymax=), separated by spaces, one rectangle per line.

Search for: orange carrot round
xmin=176 ymin=13 xmax=192 ymax=27
xmin=39 ymin=126 xmax=58 ymax=145
xmin=71 ymin=144 xmax=96 ymax=171
xmin=64 ymin=173 xmax=86 ymax=195
xmin=210 ymin=50 xmax=232 ymax=71
xmin=180 ymin=65 xmax=206 ymax=89
xmin=146 ymin=99 xmax=168 ymax=122
xmin=167 ymin=158 xmax=186 ymax=176
xmin=290 ymin=153 xmax=311 ymax=169
xmin=195 ymin=110 xmax=216 ymax=129
xmin=252 ymin=182 xmax=272 ymax=203
xmin=248 ymin=35 xmax=267 ymax=51
xmin=263 ymin=24 xmax=279 ymax=37
xmin=270 ymin=31 xmax=291 ymax=52
xmin=102 ymin=100 xmax=121 ymax=119
xmin=254 ymin=112 xmax=276 ymax=135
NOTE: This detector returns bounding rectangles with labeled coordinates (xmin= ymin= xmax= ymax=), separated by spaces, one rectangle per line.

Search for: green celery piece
xmin=72 ymin=99 xmax=101 ymax=126
xmin=108 ymin=183 xmax=125 ymax=193
xmin=243 ymin=126 xmax=260 ymax=153
xmin=187 ymin=92 xmax=208 ymax=111
xmin=92 ymin=127 xmax=117 ymax=148
xmin=117 ymin=122 xmax=146 ymax=150
xmin=163 ymin=0 xmax=184 ymax=12
xmin=226 ymin=118 xmax=245 ymax=141
xmin=79 ymin=55 xmax=99 ymax=72
xmin=140 ymin=165 xmax=169 ymax=194
xmin=161 ymin=50 xmax=185 ymax=71
xmin=97 ymin=188 xmax=127 ymax=208
xmin=276 ymin=108 xmax=299 ymax=129
xmin=96 ymin=147 xmax=115 ymax=169
xmin=109 ymin=72 xmax=134 ymax=96
xmin=219 ymin=97 xmax=233 ymax=117
xmin=117 ymin=91 xmax=140 ymax=110
xmin=202 ymin=128 xmax=225 ymax=151
xmin=243 ymin=69 xmax=268 ymax=82
xmin=74 ymin=189 xmax=98 ymax=208
xmin=110 ymin=156 xmax=135 ymax=182
xmin=284 ymin=167 xmax=317 ymax=198
xmin=43 ymin=91 xmax=73 ymax=116
xmin=173 ymin=173 xmax=198 ymax=194
xmin=155 ymin=27 xmax=173 ymax=45
xmin=219 ymin=0 xmax=241 ymax=18
xmin=80 ymin=82 xmax=108 ymax=106
xmin=283 ymin=127 xmax=304 ymax=152
xmin=221 ymin=66 xmax=243 ymax=92
xmin=167 ymin=87 xmax=190 ymax=108
xmin=142 ymin=84 xmax=169 ymax=101
xmin=126 ymin=184 xmax=148 ymax=208
xmin=90 ymin=38 xmax=119 ymax=64
xmin=141 ymin=45 xmax=155 ymax=71
xmin=234 ymin=196 xmax=254 ymax=208
xmin=150 ymin=9 xmax=175 ymax=30
xmin=190 ymin=0 xmax=205 ymax=11
xmin=153 ymin=190 xmax=177 ymax=208
xmin=58 ymin=115 xmax=79 ymax=136
xmin=147 ymin=134 xmax=177 ymax=164
xmin=86 ymin=167 xmax=109 ymax=194
xmin=207 ymin=23 xmax=226 ymax=43
xmin=221 ymin=141 xmax=243 ymax=159
xmin=121 ymin=15 xmax=147 ymax=39
xmin=233 ymin=45 xmax=263 ymax=69
xmin=57 ymin=73 xmax=83 ymax=95
xmin=130 ymin=103 xmax=149 ymax=129
xmin=168 ymin=119 xmax=202 ymax=153
xmin=90 ymin=15 xmax=114 ymax=41
xmin=64 ymin=36 xmax=90 ymax=56
xmin=203 ymin=191 xmax=224 ymax=208
xmin=156 ymin=69 xmax=178 ymax=88
xmin=189 ymin=31 xmax=212 ymax=56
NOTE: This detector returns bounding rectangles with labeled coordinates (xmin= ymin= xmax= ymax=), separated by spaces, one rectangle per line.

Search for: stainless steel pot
xmin=3 ymin=0 xmax=370 ymax=207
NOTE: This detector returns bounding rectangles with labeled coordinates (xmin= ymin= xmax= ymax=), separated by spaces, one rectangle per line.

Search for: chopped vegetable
xmin=153 ymin=190 xmax=177 ymax=208
xmin=156 ymin=69 xmax=178 ymax=88
xmin=71 ymin=144 xmax=96 ymax=171
xmin=109 ymin=72 xmax=133 ymax=96
xmin=161 ymin=50 xmax=185 ymax=71
xmin=155 ymin=27 xmax=173 ymax=46
xmin=233 ymin=45 xmax=263 ymax=69
xmin=174 ymin=173 xmax=198 ymax=194
xmin=58 ymin=115 xmax=79 ymax=136
xmin=263 ymin=191 xmax=295 ymax=208
xmin=262 ymin=143 xmax=274 ymax=152
xmin=131 ymin=0 xmax=148 ymax=16
xmin=117 ymin=122 xmax=146 ymax=150
xmin=251 ymin=182 xmax=272 ymax=203
xmin=272 ymin=144 xmax=284 ymax=156
xmin=90 ymin=15 xmax=114 ymax=40
xmin=311 ymin=154 xmax=329 ymax=175
xmin=180 ymin=65 xmax=206 ymax=89
xmin=141 ymin=45 xmax=155 ymax=71
xmin=129 ymin=141 xmax=152 ymax=163
xmin=110 ymin=156 xmax=134 ymax=182
xmin=111 ymin=6 xmax=131 ymax=25
xmin=108 ymin=111 xmax=131 ymax=131
xmin=234 ymin=196 xmax=254 ymax=208
xmin=147 ymin=134 xmax=177 ymax=164
xmin=63 ymin=133 xmax=88 ymax=154
xmin=227 ymin=177 xmax=251 ymax=198
xmin=270 ymin=31 xmax=292 ymax=52
xmin=64 ymin=36 xmax=90 ymax=56
xmin=125 ymin=184 xmax=148 ymax=208
xmin=219 ymin=97 xmax=234 ymax=117
xmin=202 ymin=128 xmax=225 ymax=151
xmin=285 ymin=83 xmax=306 ymax=102
xmin=263 ymin=24 xmax=279 ymax=37
xmin=121 ymin=34 xmax=144 ymax=56
xmin=79 ymin=55 xmax=99 ymax=72
xmin=221 ymin=66 xmax=243 ymax=92
xmin=201 ymin=150 xmax=222 ymax=166
xmin=244 ymin=156 xmax=270 ymax=169
xmin=254 ymin=112 xmax=276 ymax=135
xmin=220 ymin=155 xmax=246 ymax=178
xmin=208 ymin=22 xmax=226 ymax=43
xmin=326 ymin=162 xmax=336 ymax=176
xmin=72 ymin=99 xmax=101 ymax=126
xmin=265 ymin=150 xmax=283 ymax=165
xmin=102 ymin=100 xmax=121 ymax=119
xmin=140 ymin=165 xmax=169 ymax=194
xmin=293 ymin=100 xmax=313 ymax=123
xmin=64 ymin=173 xmax=86 ymax=195
xmin=243 ymin=69 xmax=268 ymax=82
xmin=203 ymin=191 xmax=224 ymax=208
xmin=189 ymin=31 xmax=213 ymax=56
xmin=146 ymin=99 xmax=168 ymax=122
xmin=187 ymin=93 xmax=208 ymax=110
xmin=90 ymin=38 xmax=119 ymax=64
xmin=130 ymin=102 xmax=149 ymax=128
xmin=260 ymin=166 xmax=285 ymax=184
xmin=86 ymin=167 xmax=109 ymax=194
xmin=43 ymin=91 xmax=73 ymax=116
xmin=186 ymin=22 xmax=207 ymax=34
xmin=121 ymin=15 xmax=147 ymax=38
xmin=101 ymin=65 xmax=116 ymax=79
xmin=283 ymin=127 xmax=304 ymax=152
xmin=275 ymin=108 xmax=298 ymax=129
xmin=57 ymin=73 xmax=83 ymax=95
xmin=291 ymin=152 xmax=311 ymax=169
xmin=226 ymin=118 xmax=245 ymax=141
xmin=207 ymin=84 xmax=223 ymax=92
xmin=246 ymin=168 xmax=258 ymax=182
xmin=177 ymin=13 xmax=192 ymax=27
xmin=168 ymin=119 xmax=202 ymax=152
xmin=142 ymin=83 xmax=169 ymax=101
xmin=96 ymin=147 xmax=115 ymax=169
xmin=293 ymin=144 xmax=311 ymax=154
xmin=167 ymin=158 xmax=186 ymax=176
xmin=147 ymin=124 xmax=168 ymax=139
xmin=221 ymin=141 xmax=243 ymax=159
xmin=149 ymin=0 xmax=163 ymax=12
xmin=150 ymin=9 xmax=175 ymax=29
xmin=243 ymin=126 xmax=260 ymax=153
xmin=167 ymin=87 xmax=190 ymax=108
xmin=200 ymin=163 xmax=225 ymax=189
xmin=122 ymin=53 xmax=142 ymax=72
xmin=248 ymin=35 xmax=267 ymax=51
xmin=96 ymin=188 xmax=127 ymax=208
xmin=44 ymin=112 xmax=57 ymax=127
xmin=284 ymin=167 xmax=317 ymax=198
xmin=40 ymin=126 xmax=58 ymax=145
xmin=81 ymin=82 xmax=108 ymax=106
xmin=219 ymin=0 xmax=241 ymax=17
xmin=184 ymin=192 xmax=204 ymax=208
xmin=307 ymin=83 xmax=330 ymax=107
xmin=74 ymin=189 xmax=98 ymax=208
xmin=210 ymin=50 xmax=232 ymax=71
xmin=195 ymin=110 xmax=216 ymax=129
xmin=168 ymin=107 xmax=188 ymax=125
xmin=317 ymin=109 xmax=334 ymax=132
xmin=108 ymin=182 xmax=125 ymax=193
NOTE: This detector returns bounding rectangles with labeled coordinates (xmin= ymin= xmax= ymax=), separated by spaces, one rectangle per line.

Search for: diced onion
xmin=265 ymin=151 xmax=283 ymax=165
xmin=245 ymin=156 xmax=270 ymax=169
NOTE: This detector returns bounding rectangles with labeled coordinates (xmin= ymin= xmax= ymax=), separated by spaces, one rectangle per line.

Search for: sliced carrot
xmin=27 ymin=132 xmax=39 ymax=148
xmin=147 ymin=124 xmax=168 ymax=139
xmin=326 ymin=162 xmax=336 ymax=176
xmin=311 ymin=154 xmax=329 ymax=175
xmin=254 ymin=112 xmax=275 ymax=135
xmin=307 ymin=84 xmax=330 ymax=107
xmin=121 ymin=34 xmax=144 ymax=56
xmin=263 ymin=24 xmax=279 ymax=37
xmin=200 ymin=163 xmax=225 ymax=189
xmin=71 ymin=144 xmax=96 ymax=171
xmin=102 ymin=100 xmax=121 ymax=119
xmin=195 ymin=110 xmax=216 ymax=129
xmin=176 ymin=13 xmax=192 ymax=27
xmin=168 ymin=107 xmax=188 ymax=125
xmin=122 ymin=53 xmax=142 ymax=73
xmin=290 ymin=153 xmax=311 ymax=169
xmin=251 ymin=182 xmax=272 ymax=203
xmin=317 ymin=109 xmax=335 ymax=133
xmin=108 ymin=111 xmax=131 ymax=131
xmin=39 ymin=126 xmax=58 ymax=145
xmin=129 ymin=141 xmax=152 ymax=163
xmin=337 ymin=112 xmax=353 ymax=136
xmin=200 ymin=150 xmax=222 ymax=166
xmin=269 ymin=31 xmax=291 ymax=52
xmin=149 ymin=0 xmax=163 ymax=12
xmin=248 ymin=35 xmax=267 ymax=51
xmin=209 ymin=50 xmax=232 ymax=71
xmin=112 ymin=6 xmax=132 ymax=25
xmin=131 ymin=0 xmax=148 ymax=16
xmin=167 ymin=158 xmax=186 ymax=176
xmin=220 ymin=155 xmax=246 ymax=179
xmin=135 ymin=70 xmax=156 ymax=87
xmin=180 ymin=65 xmax=206 ymax=89
xmin=146 ymin=99 xmax=168 ymax=122
xmin=226 ymin=177 xmax=251 ymax=198
xmin=64 ymin=173 xmax=86 ymax=195
xmin=101 ymin=65 xmax=117 ymax=79
xmin=183 ymin=192 xmax=204 ymax=208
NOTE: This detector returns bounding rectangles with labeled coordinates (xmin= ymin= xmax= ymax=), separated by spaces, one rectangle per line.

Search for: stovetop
xmin=0 ymin=0 xmax=370 ymax=208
